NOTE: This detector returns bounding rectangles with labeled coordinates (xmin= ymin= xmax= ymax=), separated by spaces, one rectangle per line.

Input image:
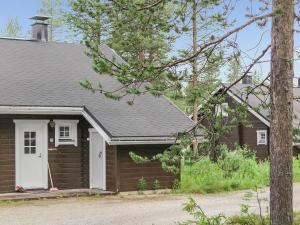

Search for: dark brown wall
xmin=106 ymin=145 xmax=177 ymax=192
xmin=106 ymin=145 xmax=118 ymax=192
xmin=48 ymin=117 xmax=90 ymax=189
xmin=0 ymin=117 xmax=15 ymax=193
xmin=220 ymin=95 xmax=269 ymax=159
xmin=240 ymin=113 xmax=269 ymax=159
xmin=0 ymin=114 xmax=179 ymax=193
xmin=0 ymin=115 xmax=90 ymax=193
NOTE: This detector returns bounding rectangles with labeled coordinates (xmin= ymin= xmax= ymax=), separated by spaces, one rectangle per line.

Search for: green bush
xmin=153 ymin=179 xmax=160 ymax=191
xmin=137 ymin=177 xmax=147 ymax=193
xmin=172 ymin=179 xmax=180 ymax=190
xmin=181 ymin=145 xmax=300 ymax=194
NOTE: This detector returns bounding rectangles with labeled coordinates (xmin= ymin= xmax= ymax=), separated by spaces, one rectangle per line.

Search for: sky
xmin=0 ymin=0 xmax=298 ymax=82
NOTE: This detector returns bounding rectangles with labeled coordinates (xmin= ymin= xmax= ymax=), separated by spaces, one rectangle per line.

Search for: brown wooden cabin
xmin=198 ymin=76 xmax=300 ymax=160
xmin=0 ymin=17 xmax=193 ymax=193
xmin=0 ymin=114 xmax=177 ymax=193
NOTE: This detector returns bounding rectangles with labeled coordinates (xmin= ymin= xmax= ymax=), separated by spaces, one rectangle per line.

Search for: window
xmin=24 ymin=131 xmax=36 ymax=154
xmin=54 ymin=120 xmax=79 ymax=147
xmin=216 ymin=103 xmax=229 ymax=117
xmin=59 ymin=126 xmax=70 ymax=139
xmin=257 ymin=130 xmax=267 ymax=145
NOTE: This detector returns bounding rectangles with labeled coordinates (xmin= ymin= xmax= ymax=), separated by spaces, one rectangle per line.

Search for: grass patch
xmin=229 ymin=212 xmax=300 ymax=225
xmin=180 ymin=145 xmax=300 ymax=194
xmin=0 ymin=199 xmax=29 ymax=207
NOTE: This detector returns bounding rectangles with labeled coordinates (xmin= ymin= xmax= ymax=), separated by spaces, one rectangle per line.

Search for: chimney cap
xmin=29 ymin=15 xmax=51 ymax=21
xmin=242 ymin=74 xmax=252 ymax=85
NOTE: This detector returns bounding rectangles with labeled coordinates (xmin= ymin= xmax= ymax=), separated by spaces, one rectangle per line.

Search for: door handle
xmin=98 ymin=152 xmax=102 ymax=158
xmin=38 ymin=153 xmax=42 ymax=158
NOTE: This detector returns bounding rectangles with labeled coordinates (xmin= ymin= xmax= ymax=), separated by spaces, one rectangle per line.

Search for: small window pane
xmin=24 ymin=140 xmax=30 ymax=146
xmin=31 ymin=140 xmax=36 ymax=146
xmin=30 ymin=147 xmax=36 ymax=154
xmin=24 ymin=147 xmax=30 ymax=154
xmin=24 ymin=132 xmax=30 ymax=139
xmin=31 ymin=132 xmax=36 ymax=138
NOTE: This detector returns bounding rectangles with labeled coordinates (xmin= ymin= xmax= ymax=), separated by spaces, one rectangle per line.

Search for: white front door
xmin=14 ymin=120 xmax=48 ymax=189
xmin=89 ymin=129 xmax=106 ymax=190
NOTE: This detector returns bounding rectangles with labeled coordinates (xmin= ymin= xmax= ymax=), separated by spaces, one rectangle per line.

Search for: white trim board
xmin=0 ymin=106 xmax=83 ymax=115
xmin=109 ymin=140 xmax=176 ymax=145
xmin=0 ymin=106 xmax=181 ymax=145
xmin=0 ymin=106 xmax=111 ymax=143
xmin=193 ymin=86 xmax=270 ymax=127
xmin=226 ymin=90 xmax=270 ymax=127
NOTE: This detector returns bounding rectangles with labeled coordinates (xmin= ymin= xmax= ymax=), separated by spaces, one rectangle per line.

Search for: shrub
xmin=172 ymin=179 xmax=180 ymax=190
xmin=137 ymin=177 xmax=147 ymax=193
xmin=180 ymin=145 xmax=300 ymax=194
xmin=153 ymin=179 xmax=160 ymax=191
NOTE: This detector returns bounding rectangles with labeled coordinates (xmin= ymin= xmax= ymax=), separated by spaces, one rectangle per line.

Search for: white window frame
xmin=257 ymin=130 xmax=267 ymax=145
xmin=54 ymin=120 xmax=79 ymax=147
xmin=216 ymin=103 xmax=229 ymax=117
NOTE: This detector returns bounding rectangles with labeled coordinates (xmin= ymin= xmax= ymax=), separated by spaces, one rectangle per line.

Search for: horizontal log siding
xmin=219 ymin=95 xmax=270 ymax=159
xmin=0 ymin=115 xmax=90 ymax=193
xmin=0 ymin=118 xmax=15 ymax=193
xmin=106 ymin=145 xmax=118 ymax=192
xmin=116 ymin=145 xmax=177 ymax=192
xmin=241 ymin=113 xmax=269 ymax=159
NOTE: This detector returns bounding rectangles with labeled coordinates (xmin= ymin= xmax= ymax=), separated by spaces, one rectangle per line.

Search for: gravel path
xmin=1 ymin=183 xmax=300 ymax=225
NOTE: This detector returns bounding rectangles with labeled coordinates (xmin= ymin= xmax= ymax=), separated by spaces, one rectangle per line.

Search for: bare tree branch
xmin=156 ymin=13 xmax=273 ymax=70
xmin=221 ymin=44 xmax=271 ymax=95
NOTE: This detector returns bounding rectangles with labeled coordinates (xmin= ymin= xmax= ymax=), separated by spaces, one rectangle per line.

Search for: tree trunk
xmin=192 ymin=0 xmax=198 ymax=155
xmin=270 ymin=0 xmax=294 ymax=224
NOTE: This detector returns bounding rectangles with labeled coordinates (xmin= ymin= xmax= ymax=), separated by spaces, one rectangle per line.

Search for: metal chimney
xmin=242 ymin=75 xmax=252 ymax=84
xmin=29 ymin=15 xmax=50 ymax=42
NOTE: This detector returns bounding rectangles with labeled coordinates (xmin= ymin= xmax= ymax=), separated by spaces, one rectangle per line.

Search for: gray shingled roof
xmin=223 ymin=83 xmax=300 ymax=129
xmin=0 ymin=38 xmax=194 ymax=139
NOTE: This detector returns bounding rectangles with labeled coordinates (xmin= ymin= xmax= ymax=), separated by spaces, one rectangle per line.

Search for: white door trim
xmin=14 ymin=120 xmax=49 ymax=189
xmin=89 ymin=128 xmax=106 ymax=190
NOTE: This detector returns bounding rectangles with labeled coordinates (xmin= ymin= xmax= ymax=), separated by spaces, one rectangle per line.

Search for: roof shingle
xmin=0 ymin=39 xmax=194 ymax=138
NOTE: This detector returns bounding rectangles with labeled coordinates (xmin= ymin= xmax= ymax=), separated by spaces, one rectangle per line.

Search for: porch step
xmin=0 ymin=189 xmax=115 ymax=201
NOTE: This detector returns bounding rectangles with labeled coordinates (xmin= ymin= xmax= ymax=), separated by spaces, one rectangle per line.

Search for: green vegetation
xmin=180 ymin=194 xmax=300 ymax=225
xmin=137 ymin=177 xmax=147 ymax=194
xmin=180 ymin=145 xmax=300 ymax=194
xmin=152 ymin=179 xmax=160 ymax=191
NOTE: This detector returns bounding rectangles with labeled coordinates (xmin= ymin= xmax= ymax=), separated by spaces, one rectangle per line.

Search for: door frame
xmin=89 ymin=128 xmax=106 ymax=190
xmin=14 ymin=120 xmax=49 ymax=189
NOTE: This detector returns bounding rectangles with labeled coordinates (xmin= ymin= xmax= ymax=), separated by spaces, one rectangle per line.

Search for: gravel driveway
xmin=1 ymin=184 xmax=300 ymax=225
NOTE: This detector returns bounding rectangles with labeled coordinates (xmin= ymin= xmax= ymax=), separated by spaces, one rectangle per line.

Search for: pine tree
xmin=39 ymin=0 xmax=64 ymax=41
xmin=227 ymin=54 xmax=241 ymax=83
xmin=270 ymin=0 xmax=294 ymax=224
xmin=2 ymin=18 xmax=22 ymax=38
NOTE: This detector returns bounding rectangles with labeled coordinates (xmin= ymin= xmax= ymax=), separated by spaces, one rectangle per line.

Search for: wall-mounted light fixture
xmin=49 ymin=119 xmax=55 ymax=128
